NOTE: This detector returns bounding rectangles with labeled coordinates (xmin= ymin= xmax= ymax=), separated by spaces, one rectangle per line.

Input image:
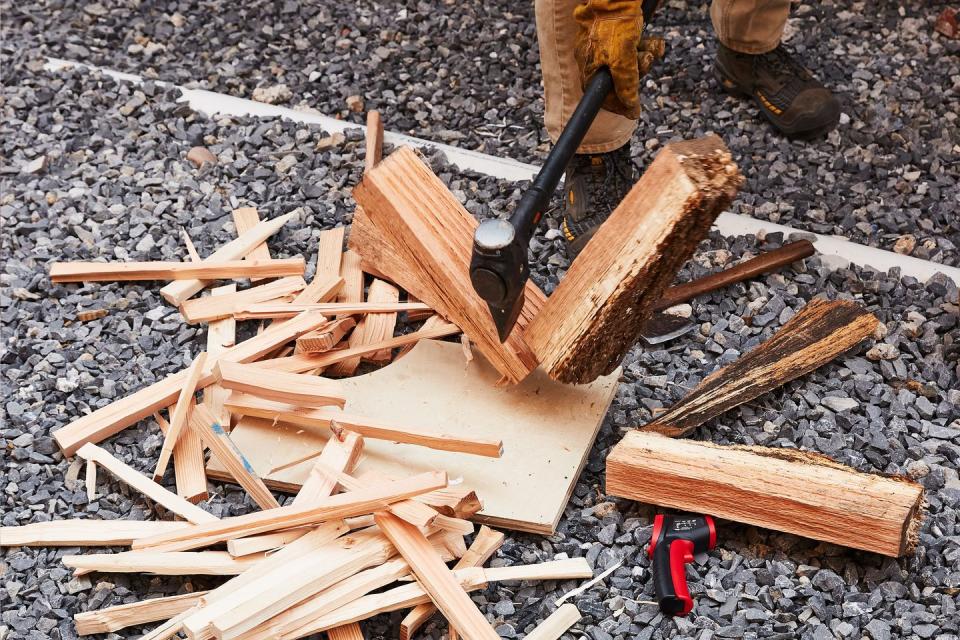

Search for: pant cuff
xmin=719 ymin=36 xmax=781 ymax=55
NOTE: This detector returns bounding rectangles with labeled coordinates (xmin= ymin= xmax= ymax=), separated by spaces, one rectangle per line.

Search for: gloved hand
xmin=573 ymin=0 xmax=665 ymax=119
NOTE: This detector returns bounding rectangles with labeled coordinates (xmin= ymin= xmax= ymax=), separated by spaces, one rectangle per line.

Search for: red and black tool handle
xmin=648 ymin=514 xmax=716 ymax=616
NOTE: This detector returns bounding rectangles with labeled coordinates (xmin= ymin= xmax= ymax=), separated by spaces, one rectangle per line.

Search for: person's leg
xmin=535 ymin=0 xmax=636 ymax=154
xmin=709 ymin=0 xmax=840 ymax=138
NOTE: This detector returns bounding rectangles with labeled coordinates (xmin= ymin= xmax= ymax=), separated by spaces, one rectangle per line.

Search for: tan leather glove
xmin=573 ymin=0 xmax=665 ymax=119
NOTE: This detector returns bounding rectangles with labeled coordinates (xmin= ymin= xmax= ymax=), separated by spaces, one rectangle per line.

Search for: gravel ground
xmin=3 ymin=0 xmax=959 ymax=265
xmin=2 ymin=53 xmax=960 ymax=640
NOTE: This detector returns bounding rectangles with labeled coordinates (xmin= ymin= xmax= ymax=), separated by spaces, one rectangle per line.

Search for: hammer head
xmin=470 ymin=219 xmax=529 ymax=342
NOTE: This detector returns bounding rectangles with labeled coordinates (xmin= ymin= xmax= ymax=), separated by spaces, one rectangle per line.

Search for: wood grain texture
xmin=375 ymin=512 xmax=499 ymax=640
xmin=336 ymin=250 xmax=363 ymax=309
xmin=327 ymin=624 xmax=364 ymax=640
xmin=156 ymin=408 xmax=208 ymax=504
xmin=364 ymin=110 xmax=383 ymax=173
xmin=526 ymin=135 xmax=743 ymax=384
xmin=642 ymin=298 xmax=880 ymax=438
xmin=50 ymin=259 xmax=304 ymax=282
xmin=76 ymin=444 xmax=217 ymax=524
xmin=63 ymin=550 xmax=265 ymax=576
xmin=202 ymin=284 xmax=238 ymax=428
xmin=190 ymin=404 xmax=281 ymax=510
xmin=236 ymin=301 xmax=428 ymax=320
xmin=606 ymin=430 xmax=924 ymax=557
xmin=400 ymin=526 xmax=505 ymax=640
xmin=521 ymin=604 xmax=581 ymax=640
xmin=294 ymin=431 xmax=364 ymax=505
xmin=153 ymin=352 xmax=207 ymax=482
xmin=160 ymin=211 xmax=298 ymax=305
xmin=296 ymin=317 xmax=356 ymax=353
xmin=180 ymin=276 xmax=306 ymax=324
xmin=350 ymin=146 xmax=543 ymax=384
xmin=329 ymin=279 xmax=400 ymax=376
xmin=0 ymin=519 xmax=188 ymax=547
xmin=74 ymin=591 xmax=208 ymax=635
xmin=315 ymin=228 xmax=346 ymax=282
xmin=232 ymin=207 xmax=273 ymax=283
xmin=216 ymin=361 xmax=346 ymax=409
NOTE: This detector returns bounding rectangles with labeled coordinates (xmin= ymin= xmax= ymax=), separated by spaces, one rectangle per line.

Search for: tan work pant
xmin=536 ymin=0 xmax=791 ymax=153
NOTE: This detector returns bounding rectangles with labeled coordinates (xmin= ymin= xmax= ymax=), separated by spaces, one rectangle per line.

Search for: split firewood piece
xmin=522 ymin=604 xmax=582 ymax=640
xmin=63 ymin=550 xmax=266 ymax=576
xmin=153 ymin=352 xmax=208 ymax=482
xmin=180 ymin=276 xmax=306 ymax=324
xmin=415 ymin=486 xmax=484 ymax=520
xmin=397 ymin=314 xmax=446 ymax=358
xmin=190 ymin=404 xmax=280 ymax=510
xmin=287 ymin=275 xmax=343 ymax=307
xmin=329 ymin=279 xmax=400 ymax=376
xmin=364 ymin=109 xmax=383 ymax=172
xmin=84 ymin=459 xmax=97 ymax=501
xmin=49 ymin=258 xmax=305 ymax=283
xmin=351 ymin=146 xmax=543 ymax=384
xmin=232 ymin=207 xmax=274 ymax=283
xmin=138 ymin=608 xmax=196 ymax=640
xmin=53 ymin=310 xmax=331 ymax=456
xmin=75 ymin=591 xmax=208 ymax=635
xmin=322 ymin=465 xmax=444 ymax=530
xmin=181 ymin=227 xmax=202 ymax=262
xmin=156 ymin=408 xmax=208 ymax=504
xmin=405 ymin=293 xmax=434 ymax=322
xmin=400 ymin=525 xmax=505 ymax=640
xmin=607 ymin=430 xmax=924 ymax=557
xmin=216 ymin=361 xmax=346 ymax=408
xmin=642 ymin=298 xmax=880 ymax=438
xmin=287 ymin=558 xmax=593 ymax=639
xmin=236 ymin=300 xmax=429 ymax=320
xmin=202 ymin=283 xmax=238 ymax=428
xmin=226 ymin=528 xmax=310 ymax=558
xmin=252 ymin=320 xmax=460 ymax=374
xmin=0 ymin=520 xmax=188 ymax=547
xmin=315 ymin=227 xmax=346 ymax=281
xmin=76 ymin=444 xmax=217 ymax=524
xmin=336 ymin=250 xmax=364 ymax=313
xmin=161 ymin=211 xmax=298 ymax=306
xmin=181 ymin=522 xmax=349 ymax=640
xmin=525 ymin=135 xmax=743 ymax=384
xmin=328 ymin=624 xmax=364 ymax=640
xmin=76 ymin=308 xmax=108 ymax=322
xmin=294 ymin=429 xmax=364 ymax=505
xmin=224 ymin=393 xmax=502 ymax=457
xmin=131 ymin=471 xmax=446 ymax=552
xmin=295 ymin=317 xmax=356 ymax=353
xmin=375 ymin=512 xmax=499 ymax=640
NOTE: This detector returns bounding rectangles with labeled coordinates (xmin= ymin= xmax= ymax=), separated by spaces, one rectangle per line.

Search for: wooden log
xmin=400 ymin=526 xmax=505 ymax=640
xmin=251 ymin=321 xmax=460 ymax=374
xmin=131 ymin=471 xmax=446 ymax=551
xmin=49 ymin=259 xmax=304 ymax=283
xmin=153 ymin=352 xmax=208 ymax=481
xmin=223 ymin=393 xmax=502 ymax=457
xmin=161 ymin=211 xmax=299 ymax=305
xmin=642 ymin=298 xmax=881 ymax=438
xmin=606 ymin=430 xmax=924 ymax=557
xmin=329 ymin=279 xmax=400 ymax=376
xmin=52 ymin=310 xmax=328 ymax=456
xmin=180 ymin=276 xmax=306 ymax=324
xmin=232 ymin=207 xmax=274 ymax=283
xmin=294 ymin=430 xmax=364 ymax=505
xmin=350 ymin=146 xmax=543 ymax=384
xmin=190 ymin=404 xmax=281 ymax=510
xmin=76 ymin=444 xmax=217 ymax=524
xmin=155 ymin=409 xmax=208 ymax=504
xmin=216 ymin=361 xmax=346 ymax=408
xmin=375 ymin=512 xmax=499 ymax=640
xmin=296 ymin=317 xmax=356 ymax=353
xmin=235 ymin=301 xmax=429 ymax=320
xmin=525 ymin=135 xmax=743 ymax=384
xmin=0 ymin=519 xmax=187 ymax=547
xmin=63 ymin=551 xmax=265 ymax=576
xmin=522 ymin=604 xmax=581 ymax=640
xmin=75 ymin=591 xmax=208 ymax=635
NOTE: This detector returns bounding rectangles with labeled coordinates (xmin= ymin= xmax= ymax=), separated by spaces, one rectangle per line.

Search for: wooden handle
xmin=654 ymin=240 xmax=815 ymax=311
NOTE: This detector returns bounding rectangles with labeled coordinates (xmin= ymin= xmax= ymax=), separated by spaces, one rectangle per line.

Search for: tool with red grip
xmin=648 ymin=514 xmax=716 ymax=615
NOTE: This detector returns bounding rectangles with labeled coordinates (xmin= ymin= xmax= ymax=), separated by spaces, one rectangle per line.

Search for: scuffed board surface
xmin=207 ymin=340 xmax=619 ymax=534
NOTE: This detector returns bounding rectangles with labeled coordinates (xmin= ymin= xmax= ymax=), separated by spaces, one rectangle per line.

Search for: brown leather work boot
xmin=716 ymin=43 xmax=841 ymax=139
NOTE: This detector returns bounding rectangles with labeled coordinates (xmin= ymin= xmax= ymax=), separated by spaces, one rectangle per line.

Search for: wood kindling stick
xmin=202 ymin=283 xmax=238 ymax=429
xmin=161 ymin=211 xmax=299 ymax=306
xmin=181 ymin=227 xmax=203 ymax=262
xmin=293 ymin=428 xmax=364 ymax=505
xmin=224 ymin=392 xmax=503 ymax=458
xmin=215 ymin=361 xmax=346 ymax=409
xmin=364 ymin=110 xmax=383 ymax=172
xmin=642 ymin=298 xmax=880 ymax=438
xmin=76 ymin=444 xmax=217 ymax=524
xmin=521 ymin=604 xmax=582 ymax=640
xmin=155 ymin=408 xmax=207 ymax=504
xmin=49 ymin=259 xmax=305 ymax=282
xmin=232 ymin=207 xmax=274 ymax=283
xmin=130 ymin=471 xmax=447 ymax=552
xmin=329 ymin=278 xmax=400 ymax=376
xmin=295 ymin=317 xmax=356 ymax=353
xmin=74 ymin=591 xmax=209 ymax=636
xmin=235 ymin=301 xmax=430 ymax=320
xmin=0 ymin=519 xmax=188 ymax=547
xmin=400 ymin=525 xmax=505 ymax=640
xmin=63 ymin=550 xmax=265 ymax=576
xmin=180 ymin=276 xmax=307 ymax=324
xmin=190 ymin=404 xmax=280 ymax=510
xmin=153 ymin=352 xmax=208 ymax=482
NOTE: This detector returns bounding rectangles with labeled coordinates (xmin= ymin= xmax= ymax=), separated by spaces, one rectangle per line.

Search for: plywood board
xmin=208 ymin=340 xmax=619 ymax=534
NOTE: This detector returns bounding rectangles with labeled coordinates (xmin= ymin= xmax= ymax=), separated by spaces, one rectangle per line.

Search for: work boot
xmin=715 ymin=43 xmax=841 ymax=139
xmin=561 ymin=143 xmax=636 ymax=257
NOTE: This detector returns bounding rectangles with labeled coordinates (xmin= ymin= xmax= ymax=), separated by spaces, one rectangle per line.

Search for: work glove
xmin=573 ymin=0 xmax=665 ymax=119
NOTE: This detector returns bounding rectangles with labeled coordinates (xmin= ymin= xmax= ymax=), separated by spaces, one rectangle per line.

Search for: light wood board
xmin=208 ymin=340 xmax=619 ymax=534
